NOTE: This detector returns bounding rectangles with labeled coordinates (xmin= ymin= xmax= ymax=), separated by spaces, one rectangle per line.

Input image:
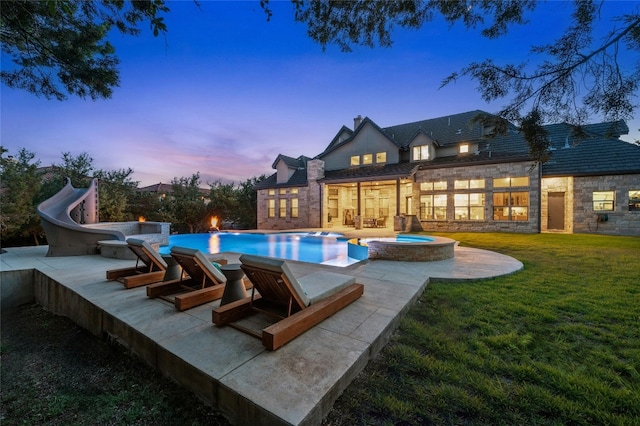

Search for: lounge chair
xmin=213 ymin=254 xmax=364 ymax=350
xmin=106 ymin=238 xmax=167 ymax=288
xmin=147 ymin=246 xmax=245 ymax=311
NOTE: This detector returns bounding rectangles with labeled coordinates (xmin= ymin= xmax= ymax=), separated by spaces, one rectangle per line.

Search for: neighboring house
xmin=255 ymin=110 xmax=640 ymax=236
xmin=137 ymin=182 xmax=210 ymax=203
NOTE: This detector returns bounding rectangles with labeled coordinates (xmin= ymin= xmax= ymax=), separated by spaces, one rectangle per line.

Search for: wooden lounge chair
xmin=146 ymin=246 xmax=241 ymax=311
xmin=213 ymin=254 xmax=364 ymax=350
xmin=106 ymin=238 xmax=167 ymax=288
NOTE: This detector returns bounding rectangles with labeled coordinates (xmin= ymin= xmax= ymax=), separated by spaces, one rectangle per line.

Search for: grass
xmin=2 ymin=233 xmax=638 ymax=425
xmin=324 ymin=233 xmax=640 ymax=425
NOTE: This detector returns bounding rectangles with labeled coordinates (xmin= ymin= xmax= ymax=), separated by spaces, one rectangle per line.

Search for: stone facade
xmin=255 ymin=111 xmax=640 ymax=236
xmin=572 ymin=174 xmax=640 ymax=235
xmin=413 ymin=161 xmax=540 ymax=233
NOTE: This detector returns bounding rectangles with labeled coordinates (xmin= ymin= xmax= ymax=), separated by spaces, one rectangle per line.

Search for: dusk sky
xmin=2 ymin=1 xmax=638 ymax=187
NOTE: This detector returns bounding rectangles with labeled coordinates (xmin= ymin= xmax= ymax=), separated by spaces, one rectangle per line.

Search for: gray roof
xmin=381 ymin=109 xmax=495 ymax=148
xmin=256 ymin=112 xmax=639 ymax=189
xmin=536 ymin=120 xmax=639 ymax=176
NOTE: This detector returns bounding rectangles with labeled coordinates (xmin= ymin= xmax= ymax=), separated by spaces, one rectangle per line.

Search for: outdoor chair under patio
xmin=212 ymin=254 xmax=364 ymax=350
xmin=106 ymin=238 xmax=167 ymax=289
xmin=146 ymin=246 xmax=243 ymax=311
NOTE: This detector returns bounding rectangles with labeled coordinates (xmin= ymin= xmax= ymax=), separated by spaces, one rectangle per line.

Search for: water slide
xmin=37 ymin=178 xmax=125 ymax=256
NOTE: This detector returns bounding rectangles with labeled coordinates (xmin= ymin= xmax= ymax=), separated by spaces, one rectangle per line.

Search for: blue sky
xmin=2 ymin=1 xmax=638 ymax=187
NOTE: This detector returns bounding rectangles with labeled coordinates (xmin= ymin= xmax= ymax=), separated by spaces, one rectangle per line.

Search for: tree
xmin=208 ymin=180 xmax=239 ymax=229
xmin=1 ymin=0 xmax=169 ymax=100
xmin=94 ymin=168 xmax=139 ymax=222
xmin=290 ymin=0 xmax=640 ymax=129
xmin=0 ymin=147 xmax=43 ymax=245
xmin=235 ymin=175 xmax=266 ymax=229
xmin=168 ymin=173 xmax=209 ymax=234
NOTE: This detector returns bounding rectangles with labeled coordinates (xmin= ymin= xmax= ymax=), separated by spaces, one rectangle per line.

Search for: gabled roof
xmin=136 ymin=182 xmax=174 ymax=194
xmin=271 ymin=154 xmax=310 ymax=170
xmin=317 ymin=116 xmax=401 ymax=158
xmin=324 ymin=125 xmax=354 ymax=151
xmin=254 ymin=168 xmax=309 ymax=189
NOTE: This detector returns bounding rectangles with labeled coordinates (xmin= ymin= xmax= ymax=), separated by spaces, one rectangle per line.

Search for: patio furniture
xmin=146 ymin=246 xmax=244 ymax=311
xmin=105 ymin=238 xmax=167 ymax=288
xmin=219 ymin=263 xmax=248 ymax=305
xmin=212 ymin=254 xmax=364 ymax=350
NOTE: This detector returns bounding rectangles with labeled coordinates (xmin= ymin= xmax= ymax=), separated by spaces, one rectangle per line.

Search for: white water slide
xmin=37 ymin=178 xmax=124 ymax=256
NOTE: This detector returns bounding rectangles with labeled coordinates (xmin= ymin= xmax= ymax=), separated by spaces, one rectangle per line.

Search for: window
xmin=350 ymin=155 xmax=360 ymax=166
xmin=455 ymin=179 xmax=485 ymax=189
xmin=290 ymin=198 xmax=299 ymax=218
xmin=420 ymin=194 xmax=447 ymax=220
xmin=290 ymin=188 xmax=299 ymax=194
xmin=279 ymin=188 xmax=287 ymax=195
xmin=413 ymin=145 xmax=430 ymax=161
xmin=267 ymin=199 xmax=275 ymax=218
xmin=593 ymin=191 xmax=615 ymax=211
xmin=494 ymin=176 xmax=529 ymax=188
xmin=420 ymin=181 xmax=447 ymax=191
xmin=493 ymin=192 xmax=529 ymax=221
xmin=630 ymin=190 xmax=640 ymax=211
xmin=268 ymin=189 xmax=275 ymax=196
xmin=363 ymin=153 xmax=373 ymax=164
xmin=279 ymin=199 xmax=287 ymax=217
xmin=455 ymin=193 xmax=485 ymax=220
xmin=376 ymin=152 xmax=387 ymax=163
xmin=459 ymin=144 xmax=469 ymax=153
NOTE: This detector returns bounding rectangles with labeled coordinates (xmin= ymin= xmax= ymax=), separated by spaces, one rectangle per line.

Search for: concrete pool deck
xmin=1 ymin=232 xmax=523 ymax=425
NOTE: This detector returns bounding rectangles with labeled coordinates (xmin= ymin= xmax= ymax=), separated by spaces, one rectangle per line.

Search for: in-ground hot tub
xmin=349 ymin=234 xmax=456 ymax=262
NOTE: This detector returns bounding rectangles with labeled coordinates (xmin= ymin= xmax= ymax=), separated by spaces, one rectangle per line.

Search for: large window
xmin=267 ymin=199 xmax=275 ymax=218
xmin=279 ymin=199 xmax=287 ymax=218
xmin=413 ymin=145 xmax=430 ymax=161
xmin=493 ymin=192 xmax=529 ymax=221
xmin=290 ymin=198 xmax=299 ymax=218
xmin=494 ymin=176 xmax=529 ymax=188
xmin=455 ymin=193 xmax=485 ymax=220
xmin=593 ymin=191 xmax=614 ymax=211
xmin=420 ymin=194 xmax=447 ymax=220
xmin=630 ymin=190 xmax=640 ymax=211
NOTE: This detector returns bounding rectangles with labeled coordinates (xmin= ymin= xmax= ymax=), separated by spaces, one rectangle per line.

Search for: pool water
xmin=159 ymin=232 xmax=362 ymax=266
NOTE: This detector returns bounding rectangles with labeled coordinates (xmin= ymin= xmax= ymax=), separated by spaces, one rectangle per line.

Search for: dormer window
xmin=413 ymin=145 xmax=430 ymax=161
xmin=459 ymin=144 xmax=469 ymax=154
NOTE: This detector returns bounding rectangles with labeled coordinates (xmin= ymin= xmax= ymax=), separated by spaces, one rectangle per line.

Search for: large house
xmin=255 ymin=110 xmax=640 ymax=236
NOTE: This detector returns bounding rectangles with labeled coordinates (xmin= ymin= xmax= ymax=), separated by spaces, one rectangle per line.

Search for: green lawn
xmin=325 ymin=233 xmax=640 ymax=425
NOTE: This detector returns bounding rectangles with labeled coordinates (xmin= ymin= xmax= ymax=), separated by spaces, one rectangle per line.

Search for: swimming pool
xmin=159 ymin=232 xmax=361 ymax=266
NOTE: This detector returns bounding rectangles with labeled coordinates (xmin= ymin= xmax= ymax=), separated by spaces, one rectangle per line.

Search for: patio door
xmin=548 ymin=192 xmax=565 ymax=230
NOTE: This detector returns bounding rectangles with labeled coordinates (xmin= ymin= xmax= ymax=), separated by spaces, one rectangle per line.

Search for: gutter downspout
xmin=538 ymin=161 xmax=542 ymax=233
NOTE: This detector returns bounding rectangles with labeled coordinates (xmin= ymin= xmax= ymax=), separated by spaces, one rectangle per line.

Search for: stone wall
xmin=413 ymin=161 xmax=540 ymax=233
xmin=540 ymin=176 xmax=574 ymax=233
xmin=572 ymin=174 xmax=640 ymax=235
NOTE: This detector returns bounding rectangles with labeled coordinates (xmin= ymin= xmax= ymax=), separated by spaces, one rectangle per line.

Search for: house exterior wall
xmin=322 ymin=123 xmax=399 ymax=170
xmin=572 ymin=174 xmax=640 ymax=235
xmin=413 ymin=161 xmax=540 ymax=233
xmin=257 ymin=186 xmax=314 ymax=230
xmin=256 ymin=160 xmax=326 ymax=230
xmin=541 ymin=176 xmax=574 ymax=233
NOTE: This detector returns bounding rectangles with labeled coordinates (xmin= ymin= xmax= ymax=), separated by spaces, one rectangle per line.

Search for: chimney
xmin=354 ymin=115 xmax=363 ymax=130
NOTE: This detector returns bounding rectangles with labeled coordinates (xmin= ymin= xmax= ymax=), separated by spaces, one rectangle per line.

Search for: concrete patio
xmin=1 ymin=233 xmax=523 ymax=425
